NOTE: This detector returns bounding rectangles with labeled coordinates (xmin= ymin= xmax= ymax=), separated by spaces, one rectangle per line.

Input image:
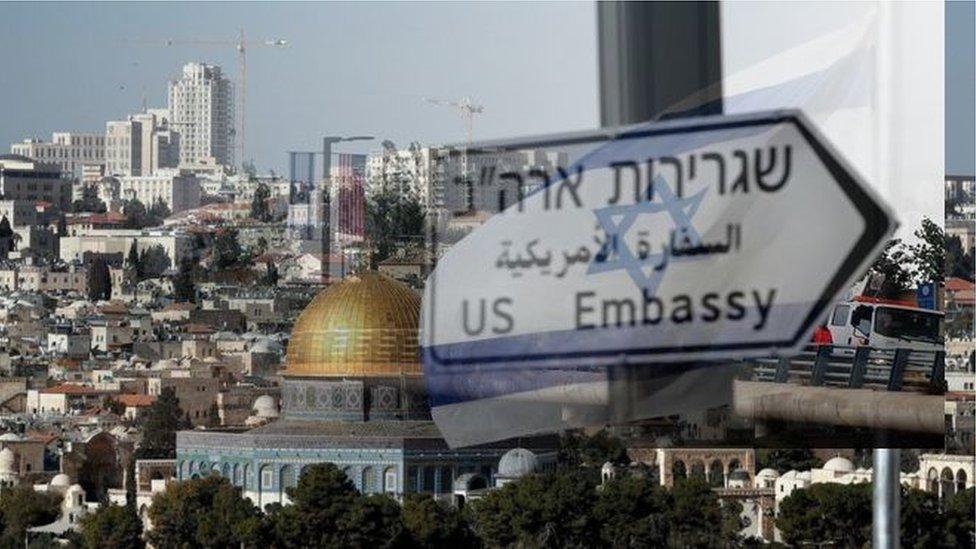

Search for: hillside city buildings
xmin=0 ymin=59 xmax=970 ymax=545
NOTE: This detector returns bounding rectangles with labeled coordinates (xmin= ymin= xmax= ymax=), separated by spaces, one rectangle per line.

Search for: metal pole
xmin=598 ymin=1 xmax=723 ymax=126
xmin=596 ymin=1 xmax=723 ymax=422
xmin=873 ymin=448 xmax=901 ymax=548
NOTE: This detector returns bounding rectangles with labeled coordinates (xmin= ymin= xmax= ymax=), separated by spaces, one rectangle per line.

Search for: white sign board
xmin=422 ymin=111 xmax=895 ymax=370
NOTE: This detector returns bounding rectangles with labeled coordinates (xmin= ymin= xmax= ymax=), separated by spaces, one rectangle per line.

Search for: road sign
xmin=916 ymin=282 xmax=936 ymax=310
xmin=422 ymin=110 xmax=896 ymax=370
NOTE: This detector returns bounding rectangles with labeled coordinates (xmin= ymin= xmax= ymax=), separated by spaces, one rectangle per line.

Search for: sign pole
xmin=873 ymin=448 xmax=901 ymax=548
xmin=596 ymin=0 xmax=723 ymax=424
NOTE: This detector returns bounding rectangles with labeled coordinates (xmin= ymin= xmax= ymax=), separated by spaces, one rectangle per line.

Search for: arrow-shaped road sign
xmin=420 ymin=111 xmax=896 ymax=445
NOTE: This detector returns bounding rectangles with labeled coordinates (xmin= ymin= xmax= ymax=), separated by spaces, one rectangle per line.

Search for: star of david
xmin=587 ymin=175 xmax=708 ymax=295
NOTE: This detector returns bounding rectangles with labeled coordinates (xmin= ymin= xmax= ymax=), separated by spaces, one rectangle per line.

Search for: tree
xmin=137 ymin=245 xmax=171 ymax=279
xmin=147 ymin=476 xmax=263 ymax=549
xmin=88 ymin=256 xmax=112 ymax=301
xmin=71 ymin=184 xmax=107 ymax=214
xmin=756 ymin=449 xmax=823 ymax=474
xmin=122 ymin=199 xmax=149 ymax=230
xmin=250 ymin=183 xmax=271 ymax=222
xmin=0 ymin=485 xmax=61 ymax=547
xmin=0 ymin=216 xmax=14 ymax=258
xmin=868 ymin=239 xmax=914 ymax=297
xmin=365 ymin=183 xmax=425 ymax=267
xmin=267 ymin=463 xmax=404 ymax=548
xmin=401 ymin=494 xmax=476 ymax=548
xmin=213 ymin=229 xmax=243 ymax=270
xmin=558 ymin=429 xmax=629 ymax=467
xmin=172 ymin=257 xmax=197 ymax=303
xmin=147 ymin=198 xmax=171 ymax=226
xmin=668 ymin=477 xmax=737 ymax=548
xmin=470 ymin=469 xmax=599 ymax=547
xmin=946 ymin=234 xmax=974 ymax=281
xmin=263 ymin=261 xmax=279 ymax=287
xmin=900 ymin=487 xmax=944 ymax=548
xmin=79 ymin=504 xmax=144 ymax=549
xmin=907 ymin=217 xmax=945 ymax=284
xmin=135 ymin=387 xmax=187 ymax=459
xmin=776 ymin=482 xmax=872 ymax=547
xmin=943 ymin=487 xmax=975 ymax=548
xmin=593 ymin=475 xmax=671 ymax=547
xmin=126 ymin=241 xmax=140 ymax=273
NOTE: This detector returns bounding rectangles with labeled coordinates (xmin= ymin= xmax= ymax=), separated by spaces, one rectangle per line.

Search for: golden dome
xmin=285 ymin=272 xmax=421 ymax=377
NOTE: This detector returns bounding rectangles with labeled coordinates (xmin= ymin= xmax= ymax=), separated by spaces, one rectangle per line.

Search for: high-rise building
xmin=10 ymin=132 xmax=105 ymax=178
xmin=366 ymin=145 xmax=437 ymax=208
xmin=104 ymin=119 xmax=143 ymax=177
xmin=132 ymin=109 xmax=180 ymax=175
xmin=168 ymin=63 xmax=235 ymax=170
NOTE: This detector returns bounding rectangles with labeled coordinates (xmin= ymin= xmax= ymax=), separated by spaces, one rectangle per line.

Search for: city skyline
xmin=0 ymin=2 xmax=971 ymax=176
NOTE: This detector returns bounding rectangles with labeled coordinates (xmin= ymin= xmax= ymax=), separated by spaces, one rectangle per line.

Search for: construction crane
xmin=123 ymin=28 xmax=288 ymax=172
xmin=423 ymin=96 xmax=484 ymax=145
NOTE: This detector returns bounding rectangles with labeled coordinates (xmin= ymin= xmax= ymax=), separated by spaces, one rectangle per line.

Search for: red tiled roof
xmin=946 ymin=277 xmax=976 ymax=292
xmin=42 ymin=383 xmax=104 ymax=395
xmin=116 ymin=394 xmax=156 ymax=407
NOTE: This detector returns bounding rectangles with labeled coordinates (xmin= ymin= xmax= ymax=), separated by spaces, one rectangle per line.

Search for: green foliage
xmin=135 ymin=387 xmax=188 ymax=459
xmin=946 ymin=234 xmax=975 ymax=281
xmin=79 ymin=504 xmax=144 ymax=549
xmin=558 ymin=429 xmax=629 ymax=467
xmin=943 ymin=488 xmax=975 ymax=547
xmin=147 ymin=475 xmax=262 ymax=549
xmin=122 ymin=198 xmax=169 ymax=230
xmin=250 ymin=183 xmax=272 ymax=222
xmin=869 ymin=239 xmax=915 ymax=297
xmin=171 ymin=257 xmax=197 ymax=303
xmin=137 ymin=245 xmax=171 ymax=280
xmin=471 ymin=469 xmax=599 ymax=547
xmin=400 ymin=493 xmax=476 ymax=548
xmin=365 ymin=184 xmax=425 ymax=267
xmin=71 ymin=184 xmax=107 ymax=214
xmin=0 ymin=486 xmax=61 ymax=548
xmin=907 ymin=217 xmax=946 ymax=284
xmin=213 ymin=229 xmax=243 ymax=270
xmin=593 ymin=475 xmax=671 ymax=547
xmin=266 ymin=463 xmax=404 ymax=548
xmin=776 ymin=482 xmax=872 ymax=547
xmin=756 ymin=448 xmax=823 ymax=474
xmin=669 ymin=477 xmax=737 ymax=548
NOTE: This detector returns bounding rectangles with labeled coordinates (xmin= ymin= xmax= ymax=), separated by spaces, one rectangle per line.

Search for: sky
xmin=0 ymin=2 xmax=972 ymax=175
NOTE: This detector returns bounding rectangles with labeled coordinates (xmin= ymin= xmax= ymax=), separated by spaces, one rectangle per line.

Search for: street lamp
xmin=320 ymin=136 xmax=375 ymax=283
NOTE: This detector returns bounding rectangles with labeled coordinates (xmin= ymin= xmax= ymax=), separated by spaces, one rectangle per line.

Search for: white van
xmin=824 ymin=300 xmax=944 ymax=351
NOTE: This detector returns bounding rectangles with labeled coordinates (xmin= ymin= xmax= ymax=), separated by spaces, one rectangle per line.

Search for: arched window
xmin=233 ymin=463 xmax=242 ymax=486
xmin=956 ymin=469 xmax=968 ymax=494
xmin=708 ymin=459 xmax=724 ymax=487
xmin=280 ymin=465 xmax=297 ymax=497
xmin=361 ymin=466 xmax=376 ymax=493
xmin=260 ymin=465 xmax=274 ymax=492
xmin=672 ymin=460 xmax=687 ymax=481
xmin=406 ymin=466 xmax=418 ymax=493
xmin=941 ymin=467 xmax=955 ymax=498
xmin=221 ymin=462 xmax=231 ymax=478
xmin=383 ymin=467 xmax=397 ymax=494
xmin=690 ymin=461 xmax=706 ymax=479
xmin=927 ymin=468 xmax=939 ymax=493
xmin=243 ymin=464 xmax=252 ymax=490
xmin=422 ymin=467 xmax=436 ymax=493
xmin=438 ymin=467 xmax=453 ymax=494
